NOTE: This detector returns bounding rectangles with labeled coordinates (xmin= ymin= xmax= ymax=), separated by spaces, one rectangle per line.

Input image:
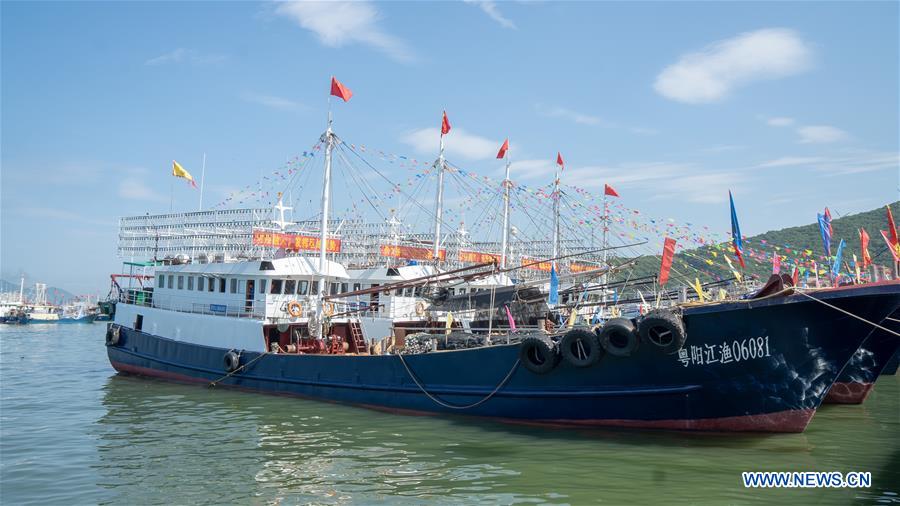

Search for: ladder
xmin=349 ymin=321 xmax=368 ymax=354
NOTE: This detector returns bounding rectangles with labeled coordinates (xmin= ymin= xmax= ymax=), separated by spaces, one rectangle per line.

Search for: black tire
xmin=105 ymin=324 xmax=120 ymax=346
xmin=559 ymin=329 xmax=603 ymax=367
xmin=637 ymin=310 xmax=686 ymax=355
xmin=223 ymin=351 xmax=241 ymax=373
xmin=598 ymin=318 xmax=640 ymax=357
xmin=518 ymin=335 xmax=560 ymax=374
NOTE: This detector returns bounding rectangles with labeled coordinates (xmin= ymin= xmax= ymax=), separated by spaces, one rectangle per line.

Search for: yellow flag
xmin=717 ymin=288 xmax=728 ymax=301
xmin=693 ymin=278 xmax=706 ymax=302
xmin=566 ymin=309 xmax=578 ymax=328
xmin=172 ymin=160 xmax=197 ymax=187
xmin=723 ymin=254 xmax=742 ymax=283
xmin=445 ymin=312 xmax=454 ymax=334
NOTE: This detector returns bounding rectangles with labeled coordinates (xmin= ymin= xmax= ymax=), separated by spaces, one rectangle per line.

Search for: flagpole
xmin=169 ymin=178 xmax=174 ymax=213
xmin=552 ymin=158 xmax=560 ymax=270
xmin=500 ymin=141 xmax=511 ymax=269
xmin=198 ymin=152 xmax=206 ymax=211
xmin=317 ymin=91 xmax=335 ymax=325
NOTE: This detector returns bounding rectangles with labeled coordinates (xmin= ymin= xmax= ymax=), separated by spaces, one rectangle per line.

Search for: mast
xmin=18 ymin=275 xmax=24 ymax=304
xmin=601 ymin=194 xmax=609 ymax=285
xmin=552 ymin=158 xmax=561 ymax=269
xmin=318 ymin=111 xmax=335 ymax=298
xmin=500 ymin=143 xmax=511 ymax=269
xmin=198 ymin=152 xmax=206 ymax=211
xmin=432 ymin=132 xmax=446 ymax=261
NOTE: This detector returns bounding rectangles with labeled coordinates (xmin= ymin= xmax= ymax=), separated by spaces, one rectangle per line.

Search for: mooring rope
xmin=793 ymin=290 xmax=900 ymax=338
xmin=397 ymin=353 xmax=520 ymax=410
xmin=208 ymin=351 xmax=269 ymax=388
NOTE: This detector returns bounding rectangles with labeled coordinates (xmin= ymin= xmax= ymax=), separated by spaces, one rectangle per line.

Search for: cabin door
xmin=245 ymin=280 xmax=255 ymax=313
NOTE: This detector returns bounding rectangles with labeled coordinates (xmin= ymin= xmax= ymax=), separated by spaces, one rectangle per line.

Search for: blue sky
xmin=2 ymin=1 xmax=898 ymax=294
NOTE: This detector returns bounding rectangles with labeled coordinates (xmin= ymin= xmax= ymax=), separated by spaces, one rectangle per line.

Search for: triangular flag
xmin=693 ymin=278 xmax=706 ymax=302
xmin=556 ymin=152 xmax=564 ymax=169
xmin=859 ymin=228 xmax=872 ymax=268
xmin=604 ymin=184 xmax=619 ymax=197
xmin=496 ymin=138 xmax=509 ymax=159
xmin=887 ymin=205 xmax=899 ymax=254
xmin=729 ymin=191 xmax=745 ymax=268
xmin=172 ymin=160 xmax=197 ymax=188
xmin=330 ymin=76 xmax=352 ymax=102
xmin=441 ymin=111 xmax=451 ymax=135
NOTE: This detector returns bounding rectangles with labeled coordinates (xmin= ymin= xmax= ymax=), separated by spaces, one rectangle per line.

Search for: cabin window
xmin=258 ymin=279 xmax=267 ymax=294
xmin=353 ymin=283 xmax=361 ymax=291
xmin=330 ymin=283 xmax=339 ymax=295
xmin=270 ymin=279 xmax=283 ymax=294
xmin=284 ymin=279 xmax=296 ymax=295
xmin=230 ymin=278 xmax=238 ymax=294
xmin=298 ymin=280 xmax=309 ymax=295
xmin=414 ymin=287 xmax=423 ymax=297
xmin=310 ymin=282 xmax=319 ymax=295
xmin=208 ymin=277 xmax=215 ymax=292
xmin=404 ymin=287 xmax=413 ymax=297
xmin=219 ymin=278 xmax=226 ymax=293
xmin=458 ymin=288 xmax=466 ymax=295
xmin=167 ymin=275 xmax=174 ymax=289
xmin=177 ymin=276 xmax=184 ymax=290
xmin=134 ymin=314 xmax=143 ymax=331
xmin=198 ymin=277 xmax=205 ymax=291
xmin=158 ymin=274 xmax=164 ymax=288
xmin=187 ymin=276 xmax=194 ymax=290
xmin=394 ymin=289 xmax=402 ymax=296
xmin=341 ymin=283 xmax=348 ymax=293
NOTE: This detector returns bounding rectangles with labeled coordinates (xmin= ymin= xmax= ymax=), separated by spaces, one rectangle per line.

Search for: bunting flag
xmin=504 ymin=305 xmax=517 ymax=331
xmin=859 ymin=228 xmax=872 ymax=268
xmin=604 ymin=184 xmax=620 ymax=197
xmin=172 ymin=160 xmax=197 ymax=188
xmin=330 ymin=76 xmax=353 ymax=102
xmin=548 ymin=265 xmax=559 ymax=305
xmin=496 ymin=138 xmax=509 ymax=159
xmin=728 ymin=191 xmax=745 ymax=268
xmin=792 ymin=266 xmax=799 ymax=286
xmin=817 ymin=213 xmax=832 ymax=256
xmin=441 ymin=111 xmax=451 ymax=135
xmin=658 ymin=237 xmax=677 ymax=286
xmin=831 ymin=239 xmax=845 ymax=279
xmin=772 ymin=253 xmax=780 ymax=274
xmin=556 ymin=152 xmax=564 ymax=169
xmin=723 ymin=253 xmax=742 ymax=283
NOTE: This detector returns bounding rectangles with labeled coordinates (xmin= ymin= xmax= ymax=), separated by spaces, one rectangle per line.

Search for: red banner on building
xmin=569 ymin=262 xmax=598 ymax=273
xmin=521 ymin=257 xmax=552 ymax=272
xmin=458 ymin=250 xmax=500 ymax=264
xmin=380 ymin=244 xmax=446 ymax=261
xmin=252 ymin=230 xmax=341 ymax=253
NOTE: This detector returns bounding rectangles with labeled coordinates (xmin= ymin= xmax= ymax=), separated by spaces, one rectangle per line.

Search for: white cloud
xmin=654 ymin=28 xmax=812 ymax=104
xmin=536 ymin=104 xmax=606 ymax=126
xmin=241 ymin=92 xmax=305 ymax=111
xmin=401 ymin=127 xmax=502 ymax=161
xmin=629 ymin=127 xmax=659 ymax=135
xmin=464 ymin=1 xmax=516 ymax=29
xmin=118 ymin=178 xmax=167 ymax=202
xmin=274 ymin=1 xmax=414 ymax=63
xmin=767 ymin=116 xmax=795 ymax=127
xmin=797 ymin=125 xmax=849 ymax=144
xmin=756 ymin=151 xmax=897 ymax=175
xmin=145 ymin=48 xmax=226 ymax=66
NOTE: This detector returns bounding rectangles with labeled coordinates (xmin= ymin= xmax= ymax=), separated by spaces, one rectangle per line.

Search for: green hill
xmin=612 ymin=202 xmax=899 ymax=285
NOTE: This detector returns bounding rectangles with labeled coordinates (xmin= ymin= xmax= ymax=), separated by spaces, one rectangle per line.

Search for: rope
xmin=792 ymin=290 xmax=900 ymax=338
xmin=208 ymin=351 xmax=269 ymax=387
xmin=396 ymin=353 xmax=520 ymax=410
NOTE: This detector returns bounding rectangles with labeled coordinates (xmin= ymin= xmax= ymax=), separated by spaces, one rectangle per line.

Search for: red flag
xmin=859 ymin=228 xmax=872 ymax=268
xmin=887 ymin=205 xmax=899 ymax=250
xmin=330 ymin=76 xmax=352 ymax=102
xmin=791 ymin=267 xmax=799 ymax=286
xmin=658 ymin=237 xmax=677 ymax=286
xmin=604 ymin=184 xmax=619 ymax=197
xmin=441 ymin=111 xmax=451 ymax=135
xmin=824 ymin=207 xmax=833 ymax=236
xmin=496 ymin=138 xmax=509 ymax=159
xmin=556 ymin=152 xmax=564 ymax=169
xmin=882 ymin=230 xmax=900 ymax=262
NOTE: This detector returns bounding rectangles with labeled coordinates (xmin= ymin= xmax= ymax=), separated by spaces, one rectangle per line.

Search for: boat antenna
xmin=432 ymin=111 xmax=450 ymax=262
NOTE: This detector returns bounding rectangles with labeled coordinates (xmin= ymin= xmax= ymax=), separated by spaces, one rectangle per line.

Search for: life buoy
xmin=223 ymin=350 xmax=241 ymax=372
xmin=559 ymin=329 xmax=603 ymax=367
xmin=637 ymin=309 xmax=686 ymax=355
xmin=415 ymin=301 xmax=426 ymax=316
xmin=324 ymin=302 xmax=335 ymax=316
xmin=105 ymin=324 xmax=121 ymax=346
xmin=518 ymin=335 xmax=560 ymax=374
xmin=598 ymin=317 xmax=640 ymax=357
xmin=287 ymin=301 xmax=303 ymax=318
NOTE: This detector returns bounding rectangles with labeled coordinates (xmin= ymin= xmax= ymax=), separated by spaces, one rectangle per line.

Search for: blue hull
xmin=824 ymin=309 xmax=900 ymax=403
xmin=106 ymin=283 xmax=900 ymax=433
xmin=18 ymin=315 xmax=95 ymax=324
xmin=880 ymin=348 xmax=900 ymax=376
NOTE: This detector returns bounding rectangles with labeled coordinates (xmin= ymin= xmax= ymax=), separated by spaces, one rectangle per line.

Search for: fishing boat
xmin=823 ymin=309 xmax=900 ymax=403
xmin=104 ymin=85 xmax=900 ymax=432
